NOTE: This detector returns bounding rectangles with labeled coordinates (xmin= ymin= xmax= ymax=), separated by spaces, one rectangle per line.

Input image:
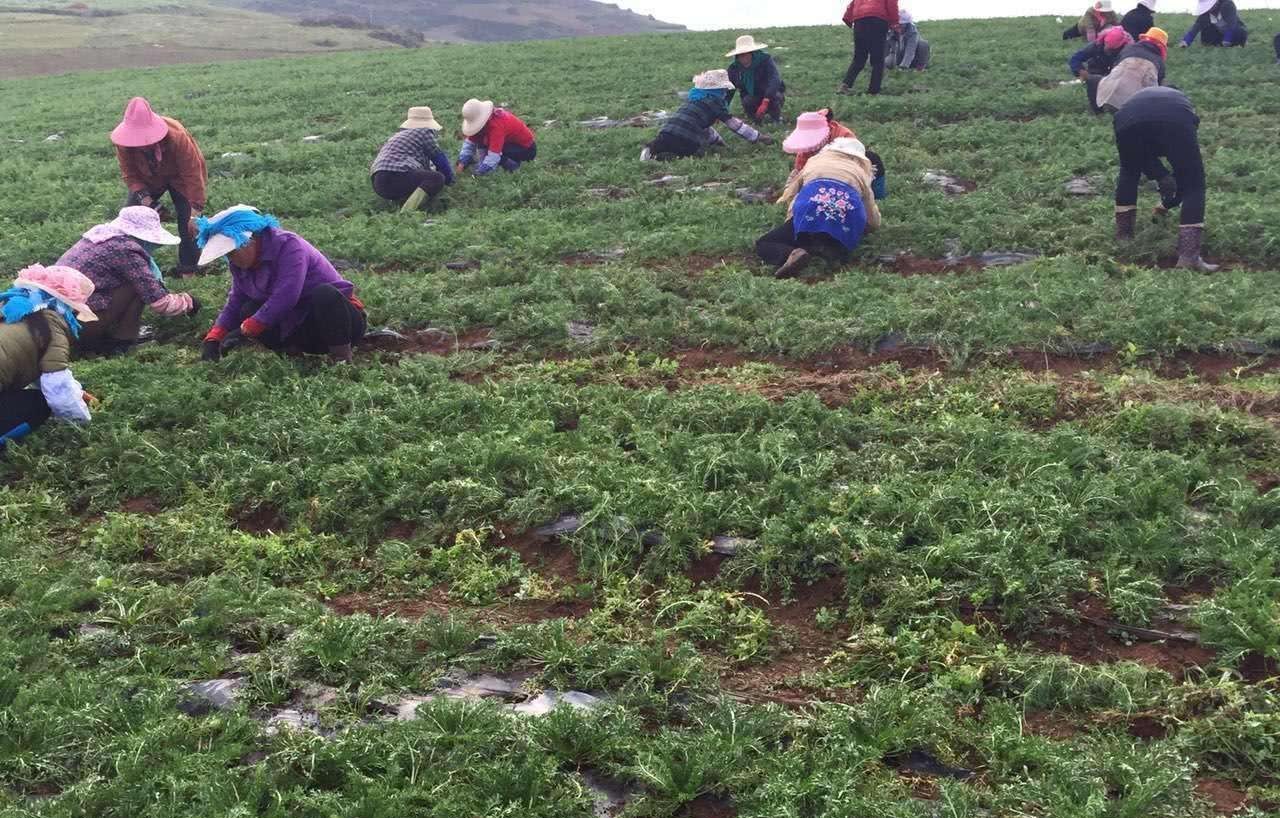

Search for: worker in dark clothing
xmin=1122 ymin=0 xmax=1157 ymax=40
xmin=1069 ymin=27 xmax=1132 ymax=112
xmin=1113 ymin=87 xmax=1215 ymax=271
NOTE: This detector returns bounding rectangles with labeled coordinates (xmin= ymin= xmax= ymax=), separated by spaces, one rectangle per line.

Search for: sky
xmin=611 ymin=0 xmax=1280 ymax=30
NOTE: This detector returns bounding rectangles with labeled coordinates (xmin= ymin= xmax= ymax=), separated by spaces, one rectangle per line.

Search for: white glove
xmin=150 ymin=293 xmax=193 ymax=317
xmin=39 ymin=369 xmax=91 ymax=424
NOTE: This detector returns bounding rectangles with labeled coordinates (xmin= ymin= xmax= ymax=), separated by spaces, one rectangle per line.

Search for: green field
xmin=2 ymin=14 xmax=1280 ymax=817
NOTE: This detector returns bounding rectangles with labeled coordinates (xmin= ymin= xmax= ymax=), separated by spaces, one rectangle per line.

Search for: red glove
xmin=204 ymin=325 xmax=228 ymax=343
xmin=755 ymin=99 xmax=771 ymax=119
xmin=240 ymin=316 xmax=269 ymax=337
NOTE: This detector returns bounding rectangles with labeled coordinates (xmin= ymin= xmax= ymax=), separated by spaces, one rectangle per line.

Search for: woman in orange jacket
xmin=110 ymin=97 xmax=208 ymax=277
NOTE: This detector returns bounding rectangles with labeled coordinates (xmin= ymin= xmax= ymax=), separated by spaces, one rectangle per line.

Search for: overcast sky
xmin=612 ymin=0 xmax=1280 ymax=30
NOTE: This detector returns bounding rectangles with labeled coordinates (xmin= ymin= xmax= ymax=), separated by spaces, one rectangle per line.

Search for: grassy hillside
xmin=2 ymin=16 xmax=1280 ymax=818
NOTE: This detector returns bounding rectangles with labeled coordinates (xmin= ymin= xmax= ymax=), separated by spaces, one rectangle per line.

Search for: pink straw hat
xmin=782 ymin=112 xmax=831 ymax=155
xmin=110 ymin=97 xmax=169 ymax=148
xmin=12 ymin=264 xmax=97 ymax=322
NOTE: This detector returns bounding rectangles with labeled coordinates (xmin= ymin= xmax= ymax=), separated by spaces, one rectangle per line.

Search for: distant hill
xmin=226 ymin=0 xmax=685 ymax=42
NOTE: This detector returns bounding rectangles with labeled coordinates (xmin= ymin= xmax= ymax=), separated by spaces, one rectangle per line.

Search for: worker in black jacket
xmin=725 ymin=35 xmax=786 ymax=124
xmin=1121 ymin=0 xmax=1156 ymax=39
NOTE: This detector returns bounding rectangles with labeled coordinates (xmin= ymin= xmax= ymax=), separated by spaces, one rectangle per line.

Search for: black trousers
xmin=1273 ymin=32 xmax=1279 ymax=59
xmin=1115 ymin=120 xmax=1206 ymax=225
xmin=0 ymin=389 xmax=51 ymax=441
xmin=740 ymin=93 xmax=785 ymax=124
xmin=371 ymin=169 xmax=446 ymax=203
xmin=126 ymin=188 xmax=197 ymax=272
xmin=648 ymin=131 xmax=703 ymax=159
xmin=756 ymin=219 xmax=851 ymax=267
xmin=502 ymin=142 xmax=537 ymax=163
xmin=844 ymin=18 xmax=890 ymax=94
xmin=243 ymin=285 xmax=367 ymax=354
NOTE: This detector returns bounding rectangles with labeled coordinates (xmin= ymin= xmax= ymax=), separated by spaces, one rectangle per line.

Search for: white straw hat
xmin=1096 ymin=0 xmax=1114 ymax=11
xmin=693 ymin=69 xmax=736 ymax=91
xmin=197 ymin=204 xmax=261 ymax=266
xmin=824 ymin=137 xmax=868 ymax=161
xmin=726 ymin=34 xmax=768 ymax=57
xmin=401 ymin=106 xmax=442 ymax=130
xmin=461 ymin=99 xmax=496 ymax=137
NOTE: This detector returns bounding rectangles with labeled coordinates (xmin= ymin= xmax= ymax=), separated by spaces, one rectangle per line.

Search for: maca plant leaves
xmin=1 ymin=11 xmax=1279 ymax=818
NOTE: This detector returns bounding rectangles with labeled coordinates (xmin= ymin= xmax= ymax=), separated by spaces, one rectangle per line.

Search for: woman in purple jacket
xmin=196 ymin=206 xmax=366 ymax=363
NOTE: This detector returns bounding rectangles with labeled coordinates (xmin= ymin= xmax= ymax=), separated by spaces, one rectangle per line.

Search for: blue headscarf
xmin=194 ymin=209 xmax=280 ymax=251
xmin=0 ymin=286 xmax=82 ymax=338
xmin=688 ymin=87 xmax=727 ymax=104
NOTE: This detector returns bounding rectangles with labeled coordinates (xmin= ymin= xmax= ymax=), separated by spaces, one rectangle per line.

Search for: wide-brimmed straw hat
xmin=197 ymin=204 xmax=262 ymax=266
xmin=1195 ymin=0 xmax=1214 ymax=13
xmin=1137 ymin=0 xmax=1156 ymax=9
xmin=12 ymin=264 xmax=97 ymax=322
xmin=726 ymin=34 xmax=768 ymax=57
xmin=782 ymin=112 xmax=831 ymax=155
xmin=401 ymin=106 xmax=442 ymax=130
xmin=824 ymin=137 xmax=868 ymax=162
xmin=693 ymin=70 xmax=735 ymax=91
xmin=101 ymin=206 xmax=181 ymax=245
xmin=110 ymin=97 xmax=169 ymax=148
xmin=461 ymin=99 xmax=496 ymax=137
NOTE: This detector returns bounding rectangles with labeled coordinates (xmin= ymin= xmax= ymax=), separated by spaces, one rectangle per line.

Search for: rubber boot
xmin=1174 ymin=226 xmax=1219 ymax=272
xmin=1115 ymin=208 xmax=1136 ymax=241
xmin=328 ymin=343 xmax=354 ymax=364
xmin=774 ymin=248 xmax=812 ymax=279
xmin=400 ymin=187 xmax=427 ymax=213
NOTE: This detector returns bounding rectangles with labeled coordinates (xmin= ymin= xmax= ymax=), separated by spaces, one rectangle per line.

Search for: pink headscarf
xmin=1101 ymin=26 xmax=1133 ymax=50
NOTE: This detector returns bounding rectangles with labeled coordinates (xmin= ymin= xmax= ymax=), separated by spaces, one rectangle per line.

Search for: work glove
xmin=150 ymin=293 xmax=195 ymax=317
xmin=755 ymin=99 xmax=771 ymax=119
xmin=240 ymin=316 xmax=268 ymax=338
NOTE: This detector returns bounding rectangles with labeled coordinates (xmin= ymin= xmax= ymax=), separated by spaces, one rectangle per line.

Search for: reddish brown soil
xmin=1022 ymin=711 xmax=1083 ymax=740
xmin=120 ymin=496 xmax=163 ymax=515
xmin=1156 ymin=352 xmax=1280 ymax=382
xmin=498 ymin=525 xmax=582 ymax=587
xmin=236 ymin=505 xmax=286 ymax=535
xmin=1240 ymin=652 xmax=1279 ymax=684
xmin=1126 ymin=714 xmax=1169 ymax=740
xmin=361 ymin=327 xmax=494 ymax=357
xmin=678 ymin=794 xmax=737 ymax=818
xmin=383 ymin=521 xmax=419 ymax=541
xmin=1248 ymin=473 xmax=1280 ymax=494
xmin=687 ymin=553 xmax=728 ymax=584
xmin=1195 ymin=778 xmax=1249 ymax=815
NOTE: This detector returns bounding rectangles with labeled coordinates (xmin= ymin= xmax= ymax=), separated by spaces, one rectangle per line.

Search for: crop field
xmin=2 ymin=13 xmax=1280 ymax=817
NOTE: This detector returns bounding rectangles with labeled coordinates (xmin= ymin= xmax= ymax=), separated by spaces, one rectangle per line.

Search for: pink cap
xmin=12 ymin=264 xmax=97 ymax=322
xmin=782 ymin=112 xmax=831 ymax=155
xmin=110 ymin=97 xmax=169 ymax=148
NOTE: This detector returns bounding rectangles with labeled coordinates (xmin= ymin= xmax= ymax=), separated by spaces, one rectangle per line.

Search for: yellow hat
xmin=1141 ymin=27 xmax=1169 ymax=47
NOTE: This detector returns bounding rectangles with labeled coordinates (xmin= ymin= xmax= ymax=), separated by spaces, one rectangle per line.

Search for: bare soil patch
xmin=498 ymin=525 xmax=583 ymax=588
xmin=383 ymin=520 xmax=419 ymax=541
xmin=361 ymin=327 xmax=495 ymax=357
xmin=120 ymin=495 xmax=164 ymax=515
xmin=235 ymin=504 xmax=287 ymax=535
xmin=1195 ymin=778 xmax=1249 ymax=815
xmin=677 ymin=794 xmax=737 ymax=818
xmin=1022 ymin=710 xmax=1083 ymax=740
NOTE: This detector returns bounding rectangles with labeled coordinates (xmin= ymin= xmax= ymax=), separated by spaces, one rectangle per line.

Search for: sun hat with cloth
xmin=82 ymin=206 xmax=181 ymax=246
xmin=726 ymin=34 xmax=768 ymax=57
xmin=1137 ymin=0 xmax=1156 ymax=9
xmin=824 ymin=137 xmax=869 ymax=162
xmin=461 ymin=99 xmax=496 ymax=137
xmin=7 ymin=265 xmax=97 ymax=325
xmin=195 ymin=205 xmax=280 ymax=266
xmin=693 ymin=69 xmax=736 ymax=91
xmin=401 ymin=106 xmax=443 ymax=130
xmin=783 ymin=112 xmax=833 ymax=155
xmin=1195 ymin=0 xmax=1214 ymax=14
xmin=1102 ymin=26 xmax=1133 ymax=50
xmin=110 ymin=97 xmax=169 ymax=148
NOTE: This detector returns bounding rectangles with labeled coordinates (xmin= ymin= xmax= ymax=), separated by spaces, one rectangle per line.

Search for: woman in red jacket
xmin=839 ymin=0 xmax=900 ymax=96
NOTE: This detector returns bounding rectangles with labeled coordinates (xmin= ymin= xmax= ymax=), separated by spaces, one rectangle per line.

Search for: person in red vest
xmin=455 ymin=99 xmax=537 ymax=176
xmin=839 ymin=0 xmax=901 ymax=96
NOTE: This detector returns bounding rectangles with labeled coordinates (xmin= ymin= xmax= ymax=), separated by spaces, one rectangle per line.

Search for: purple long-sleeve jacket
xmin=213 ymin=228 xmax=353 ymax=340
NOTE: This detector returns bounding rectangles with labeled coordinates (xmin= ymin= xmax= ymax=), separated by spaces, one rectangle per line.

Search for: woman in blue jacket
xmin=1180 ymin=0 xmax=1248 ymax=47
xmin=726 ymin=35 xmax=786 ymax=124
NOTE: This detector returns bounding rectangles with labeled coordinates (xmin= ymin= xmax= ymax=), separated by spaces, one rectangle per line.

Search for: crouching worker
xmin=726 ymin=35 xmax=786 ymax=124
xmin=1113 ymin=87 xmax=1216 ymax=271
xmin=1069 ymin=26 xmax=1132 ymax=112
xmin=57 ymin=206 xmax=198 ymax=355
xmin=1 ymin=265 xmax=95 ymax=447
xmin=372 ymin=106 xmax=455 ymax=212
xmin=641 ymin=70 xmax=773 ymax=161
xmin=197 ymin=206 xmax=366 ymax=364
xmin=457 ymin=100 xmax=536 ymax=176
xmin=757 ymin=138 xmax=882 ymax=279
